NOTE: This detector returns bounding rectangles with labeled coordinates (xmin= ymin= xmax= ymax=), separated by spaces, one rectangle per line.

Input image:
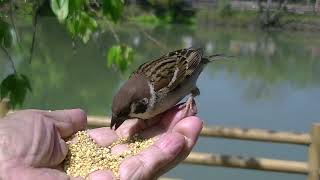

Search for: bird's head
xmin=111 ymin=74 xmax=151 ymax=130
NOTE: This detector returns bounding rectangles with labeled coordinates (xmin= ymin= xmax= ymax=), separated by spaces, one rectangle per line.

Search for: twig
xmin=0 ymin=45 xmax=17 ymax=73
xmin=106 ymin=21 xmax=120 ymax=43
xmin=138 ymin=27 xmax=166 ymax=50
xmin=9 ymin=1 xmax=20 ymax=45
xmin=29 ymin=8 xmax=39 ymax=64
xmin=126 ymin=8 xmax=166 ymax=50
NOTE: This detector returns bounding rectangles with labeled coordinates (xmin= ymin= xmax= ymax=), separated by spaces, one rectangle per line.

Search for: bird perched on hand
xmin=111 ymin=47 xmax=226 ymax=130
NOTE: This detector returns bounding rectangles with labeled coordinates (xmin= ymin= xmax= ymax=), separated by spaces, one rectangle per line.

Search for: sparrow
xmin=111 ymin=47 xmax=225 ymax=130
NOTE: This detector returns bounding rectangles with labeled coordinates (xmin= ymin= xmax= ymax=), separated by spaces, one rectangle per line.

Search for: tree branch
xmin=106 ymin=21 xmax=120 ymax=43
xmin=9 ymin=1 xmax=20 ymax=45
xmin=1 ymin=45 xmax=17 ymax=73
xmin=127 ymin=8 xmax=166 ymax=50
xmin=29 ymin=8 xmax=40 ymax=64
xmin=138 ymin=26 xmax=166 ymax=50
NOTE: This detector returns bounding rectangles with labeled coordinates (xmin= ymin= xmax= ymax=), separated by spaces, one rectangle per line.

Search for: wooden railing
xmin=86 ymin=116 xmax=320 ymax=180
xmin=1 ymin=100 xmax=319 ymax=180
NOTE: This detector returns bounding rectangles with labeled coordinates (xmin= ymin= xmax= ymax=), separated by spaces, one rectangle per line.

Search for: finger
xmin=111 ymin=144 xmax=129 ymax=155
xmin=115 ymin=115 xmax=163 ymax=138
xmin=115 ymin=118 xmax=141 ymax=138
xmin=155 ymin=116 xmax=203 ymax=176
xmin=119 ymin=132 xmax=185 ymax=180
xmin=7 ymin=167 xmax=83 ymax=180
xmin=43 ymin=109 xmax=87 ymax=138
xmin=172 ymin=116 xmax=203 ymax=148
xmin=138 ymin=105 xmax=199 ymax=139
xmin=88 ymin=128 xmax=130 ymax=155
xmin=88 ymin=127 xmax=119 ymax=147
xmin=113 ymin=102 xmax=197 ymax=138
xmin=160 ymin=102 xmax=197 ymax=131
xmin=88 ymin=170 xmax=114 ymax=180
xmin=46 ymin=128 xmax=69 ymax=166
xmin=114 ymin=101 xmax=193 ymax=138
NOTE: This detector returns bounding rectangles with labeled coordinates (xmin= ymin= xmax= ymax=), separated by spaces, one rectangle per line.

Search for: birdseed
xmin=63 ymin=130 xmax=154 ymax=179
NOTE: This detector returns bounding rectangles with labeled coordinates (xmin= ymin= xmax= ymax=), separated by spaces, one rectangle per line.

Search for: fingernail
xmin=69 ymin=109 xmax=87 ymax=130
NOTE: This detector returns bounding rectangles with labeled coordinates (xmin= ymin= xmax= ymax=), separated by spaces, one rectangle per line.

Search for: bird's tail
xmin=203 ymin=54 xmax=235 ymax=63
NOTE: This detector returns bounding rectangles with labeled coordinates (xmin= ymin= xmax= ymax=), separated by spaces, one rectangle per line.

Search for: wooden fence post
xmin=308 ymin=123 xmax=320 ymax=180
xmin=0 ymin=98 xmax=10 ymax=118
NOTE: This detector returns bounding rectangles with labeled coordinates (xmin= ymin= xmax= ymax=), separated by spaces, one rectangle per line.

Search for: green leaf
xmin=107 ymin=45 xmax=121 ymax=67
xmin=69 ymin=0 xmax=86 ymax=13
xmin=107 ymin=45 xmax=134 ymax=72
xmin=21 ymin=74 xmax=32 ymax=92
xmin=0 ymin=73 xmax=32 ymax=108
xmin=0 ymin=19 xmax=13 ymax=48
xmin=102 ymin=0 xmax=124 ymax=22
xmin=0 ymin=0 xmax=8 ymax=5
xmin=65 ymin=12 xmax=97 ymax=43
xmin=51 ymin=0 xmax=69 ymax=22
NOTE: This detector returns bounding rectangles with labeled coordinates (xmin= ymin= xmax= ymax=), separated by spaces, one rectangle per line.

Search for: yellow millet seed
xmin=63 ymin=130 xmax=154 ymax=179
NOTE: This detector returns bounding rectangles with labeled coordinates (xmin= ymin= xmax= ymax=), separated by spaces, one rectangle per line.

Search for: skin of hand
xmin=0 ymin=105 xmax=202 ymax=180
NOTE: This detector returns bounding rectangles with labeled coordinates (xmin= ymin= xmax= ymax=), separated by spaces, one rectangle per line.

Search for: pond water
xmin=1 ymin=17 xmax=320 ymax=180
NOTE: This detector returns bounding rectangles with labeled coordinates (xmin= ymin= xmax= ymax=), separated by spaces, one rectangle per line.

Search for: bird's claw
xmin=179 ymin=96 xmax=197 ymax=118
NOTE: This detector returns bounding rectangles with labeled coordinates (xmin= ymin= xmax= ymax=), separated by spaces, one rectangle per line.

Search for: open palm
xmin=0 ymin=105 xmax=202 ymax=180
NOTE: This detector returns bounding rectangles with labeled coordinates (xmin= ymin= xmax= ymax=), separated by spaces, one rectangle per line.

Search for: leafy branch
xmin=0 ymin=17 xmax=32 ymax=108
xmin=9 ymin=0 xmax=20 ymax=45
xmin=50 ymin=0 xmax=135 ymax=73
xmin=107 ymin=20 xmax=120 ymax=43
xmin=0 ymin=0 xmax=135 ymax=108
xmin=0 ymin=74 xmax=32 ymax=109
xmin=0 ymin=45 xmax=16 ymax=73
xmin=0 ymin=0 xmax=172 ymax=108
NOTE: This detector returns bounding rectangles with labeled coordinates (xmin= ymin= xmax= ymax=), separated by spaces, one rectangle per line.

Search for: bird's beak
xmin=110 ymin=114 xmax=127 ymax=130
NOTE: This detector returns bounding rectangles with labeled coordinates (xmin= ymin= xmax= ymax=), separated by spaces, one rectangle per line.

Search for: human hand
xmin=88 ymin=103 xmax=202 ymax=180
xmin=0 ymin=105 xmax=202 ymax=180
xmin=0 ymin=109 xmax=87 ymax=180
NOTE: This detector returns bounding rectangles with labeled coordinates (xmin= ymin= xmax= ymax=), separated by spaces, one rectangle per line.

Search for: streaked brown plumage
xmin=111 ymin=47 xmax=224 ymax=130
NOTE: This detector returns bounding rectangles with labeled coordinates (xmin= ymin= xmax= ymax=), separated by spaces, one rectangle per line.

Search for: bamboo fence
xmin=86 ymin=116 xmax=319 ymax=180
xmin=1 ymin=101 xmax=319 ymax=180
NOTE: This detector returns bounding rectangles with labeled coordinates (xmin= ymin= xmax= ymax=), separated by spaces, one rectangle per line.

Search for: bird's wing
xmin=132 ymin=48 xmax=204 ymax=92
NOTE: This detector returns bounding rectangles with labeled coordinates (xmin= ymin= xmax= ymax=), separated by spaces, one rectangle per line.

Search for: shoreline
xmin=196 ymin=9 xmax=320 ymax=32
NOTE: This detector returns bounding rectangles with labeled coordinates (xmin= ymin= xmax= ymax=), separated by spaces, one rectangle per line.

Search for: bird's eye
xmin=133 ymin=98 xmax=148 ymax=114
xmin=140 ymin=98 xmax=148 ymax=104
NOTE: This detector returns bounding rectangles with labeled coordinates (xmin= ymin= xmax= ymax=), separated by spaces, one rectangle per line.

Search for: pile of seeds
xmin=63 ymin=130 xmax=154 ymax=179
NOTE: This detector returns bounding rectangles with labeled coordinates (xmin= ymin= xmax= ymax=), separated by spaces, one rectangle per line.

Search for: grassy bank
xmin=197 ymin=9 xmax=320 ymax=31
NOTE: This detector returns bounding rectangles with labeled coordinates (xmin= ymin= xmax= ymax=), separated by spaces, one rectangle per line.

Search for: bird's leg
xmin=179 ymin=87 xmax=200 ymax=118
xmin=191 ymin=87 xmax=200 ymax=97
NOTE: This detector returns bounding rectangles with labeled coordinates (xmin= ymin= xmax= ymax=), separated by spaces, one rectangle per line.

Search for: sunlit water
xmin=1 ymin=17 xmax=320 ymax=180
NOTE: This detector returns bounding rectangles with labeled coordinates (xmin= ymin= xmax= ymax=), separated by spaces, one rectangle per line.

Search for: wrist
xmin=0 ymin=133 xmax=16 ymax=179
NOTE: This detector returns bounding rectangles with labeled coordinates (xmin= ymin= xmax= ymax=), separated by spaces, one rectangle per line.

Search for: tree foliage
xmin=139 ymin=0 xmax=196 ymax=24
xmin=50 ymin=0 xmax=69 ymax=22
xmin=107 ymin=45 xmax=134 ymax=72
xmin=50 ymin=0 xmax=124 ymax=43
xmin=103 ymin=0 xmax=124 ymax=22
xmin=0 ymin=74 xmax=32 ymax=108
xmin=0 ymin=0 xmax=134 ymax=108
xmin=0 ymin=19 xmax=13 ymax=48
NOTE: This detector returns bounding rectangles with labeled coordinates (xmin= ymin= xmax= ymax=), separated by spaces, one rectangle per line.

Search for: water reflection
xmin=1 ymin=17 xmax=320 ymax=180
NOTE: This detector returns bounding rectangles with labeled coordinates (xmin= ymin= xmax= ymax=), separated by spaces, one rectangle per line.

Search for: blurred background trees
xmin=0 ymin=0 xmax=320 ymax=108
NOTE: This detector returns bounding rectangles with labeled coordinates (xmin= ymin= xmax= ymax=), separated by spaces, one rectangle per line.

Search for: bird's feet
xmin=191 ymin=87 xmax=200 ymax=97
xmin=179 ymin=96 xmax=197 ymax=118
